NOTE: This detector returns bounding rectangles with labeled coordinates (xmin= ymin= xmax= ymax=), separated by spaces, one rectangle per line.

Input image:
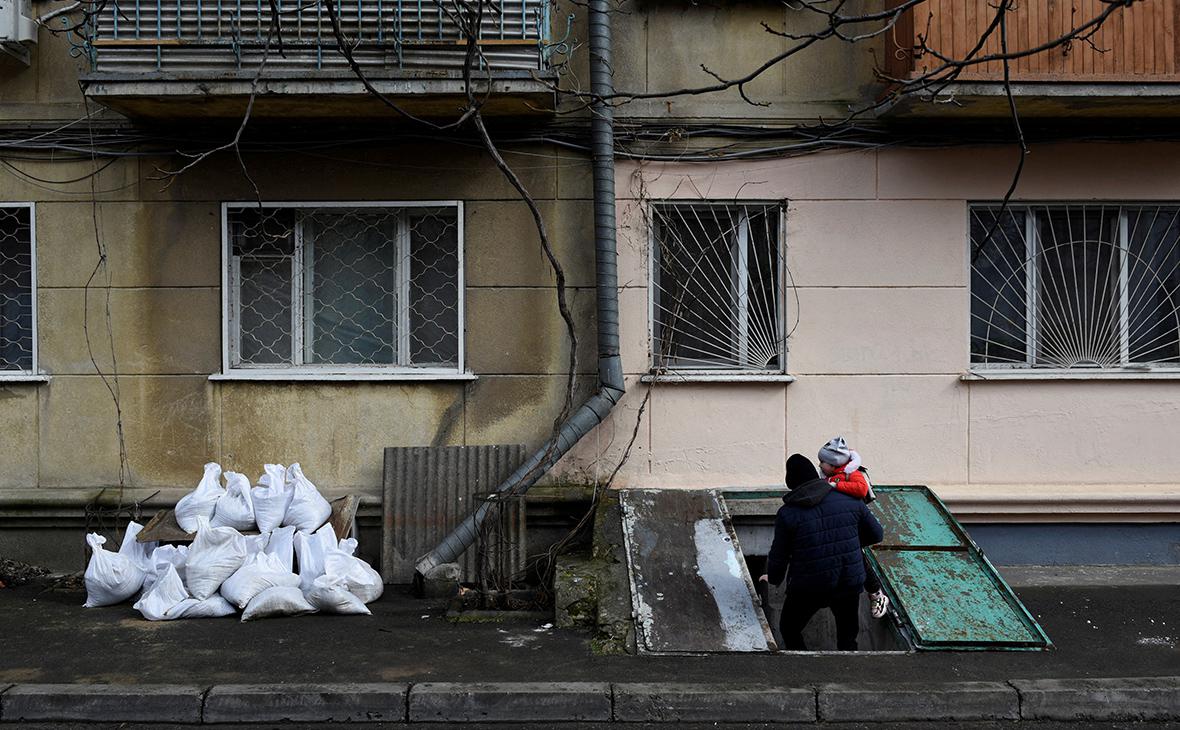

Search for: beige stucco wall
xmin=608 ymin=0 xmax=880 ymax=122
xmin=0 ymin=143 xmax=600 ymax=507
xmin=4 ymin=7 xmax=1179 ymax=524
xmin=2 ymin=0 xmax=882 ymax=122
xmin=554 ymin=142 xmax=1180 ymax=520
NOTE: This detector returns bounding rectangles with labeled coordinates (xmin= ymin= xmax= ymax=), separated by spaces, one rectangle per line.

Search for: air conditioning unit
xmin=0 ymin=0 xmax=37 ymax=65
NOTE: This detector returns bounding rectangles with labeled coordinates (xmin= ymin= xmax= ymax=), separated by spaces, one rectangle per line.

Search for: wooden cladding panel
xmin=893 ymin=0 xmax=1180 ymax=81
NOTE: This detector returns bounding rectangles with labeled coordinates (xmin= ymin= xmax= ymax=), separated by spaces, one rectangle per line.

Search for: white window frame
xmin=0 ymin=202 xmax=45 ymax=383
xmin=968 ymin=201 xmax=1180 ymax=380
xmin=215 ymin=201 xmax=472 ymax=382
xmin=647 ymin=200 xmax=790 ymax=380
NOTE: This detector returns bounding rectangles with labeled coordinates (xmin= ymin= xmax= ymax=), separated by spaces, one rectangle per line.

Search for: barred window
xmin=651 ymin=203 xmax=785 ymax=373
xmin=225 ymin=203 xmax=462 ymax=373
xmin=971 ymin=204 xmax=1180 ymax=370
xmin=0 ymin=205 xmax=35 ymax=374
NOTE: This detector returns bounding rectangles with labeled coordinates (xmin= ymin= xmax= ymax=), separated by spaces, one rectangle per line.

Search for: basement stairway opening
xmin=618 ymin=487 xmax=1051 ymax=655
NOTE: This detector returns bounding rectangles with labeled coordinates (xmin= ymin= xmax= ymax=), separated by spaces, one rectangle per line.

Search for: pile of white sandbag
xmin=83 ymin=463 xmax=382 ymax=622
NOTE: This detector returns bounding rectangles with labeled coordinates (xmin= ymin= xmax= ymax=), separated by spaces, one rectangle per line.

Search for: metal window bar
xmin=971 ymin=203 xmax=1180 ymax=370
xmin=225 ymin=203 xmax=462 ymax=373
xmin=650 ymin=202 xmax=786 ymax=373
xmin=292 ymin=219 xmax=305 ymax=365
xmin=1118 ymin=213 xmax=1131 ymax=364
xmin=1023 ymin=209 xmax=1036 ymax=368
xmin=0 ymin=205 xmax=35 ymax=374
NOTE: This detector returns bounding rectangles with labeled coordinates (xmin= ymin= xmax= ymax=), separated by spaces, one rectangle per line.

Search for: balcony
xmin=883 ymin=0 xmax=1180 ymax=118
xmin=79 ymin=0 xmax=556 ymax=119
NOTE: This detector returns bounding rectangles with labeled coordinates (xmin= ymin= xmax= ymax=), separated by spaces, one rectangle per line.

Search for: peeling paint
xmin=620 ymin=489 xmax=775 ymax=654
xmin=692 ymin=518 xmax=770 ymax=652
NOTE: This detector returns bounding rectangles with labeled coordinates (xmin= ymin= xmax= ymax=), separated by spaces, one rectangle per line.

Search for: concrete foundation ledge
xmin=816 ymin=681 xmax=1019 ymax=722
xmin=0 ymin=684 xmax=205 ymax=723
xmin=613 ymin=683 xmax=815 ymax=723
xmin=0 ymin=685 xmax=11 ymax=723
xmin=1012 ymin=676 xmax=1180 ymax=721
xmin=202 ymin=683 xmax=408 ymax=723
xmin=408 ymin=682 xmax=612 ymax=723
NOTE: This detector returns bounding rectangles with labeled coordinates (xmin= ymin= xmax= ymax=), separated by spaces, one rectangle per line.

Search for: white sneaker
xmin=870 ymin=590 xmax=890 ymax=619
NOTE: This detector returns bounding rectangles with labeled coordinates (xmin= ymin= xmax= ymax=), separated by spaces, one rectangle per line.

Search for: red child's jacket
xmin=827 ymin=468 xmax=870 ymax=500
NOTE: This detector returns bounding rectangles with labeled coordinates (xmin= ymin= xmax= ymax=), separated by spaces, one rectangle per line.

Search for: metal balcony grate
xmin=85 ymin=0 xmax=550 ymax=73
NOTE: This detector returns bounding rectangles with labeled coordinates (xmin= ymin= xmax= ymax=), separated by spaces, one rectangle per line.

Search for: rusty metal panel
xmin=620 ymin=489 xmax=777 ymax=654
xmin=871 ymin=488 xmax=961 ymax=549
xmin=874 ymin=550 xmax=1043 ymax=646
xmin=868 ymin=486 xmax=1051 ymax=651
xmin=381 ymin=445 xmax=524 ymax=584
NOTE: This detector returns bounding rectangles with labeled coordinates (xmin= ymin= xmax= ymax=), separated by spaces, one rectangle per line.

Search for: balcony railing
xmin=887 ymin=0 xmax=1180 ymax=83
xmin=84 ymin=0 xmax=550 ymax=75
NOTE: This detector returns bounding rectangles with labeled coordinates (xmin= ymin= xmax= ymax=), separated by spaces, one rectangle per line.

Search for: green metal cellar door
xmin=867 ymin=486 xmax=1052 ymax=651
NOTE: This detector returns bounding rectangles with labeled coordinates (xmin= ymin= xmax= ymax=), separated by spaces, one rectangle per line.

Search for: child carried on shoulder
xmin=818 ymin=436 xmax=889 ymax=619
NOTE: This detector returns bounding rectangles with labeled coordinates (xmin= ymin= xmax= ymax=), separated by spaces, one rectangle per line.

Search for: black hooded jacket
xmin=766 ymin=475 xmax=884 ymax=595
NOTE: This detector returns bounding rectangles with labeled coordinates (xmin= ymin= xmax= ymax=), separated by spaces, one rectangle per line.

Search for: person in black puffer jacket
xmin=763 ymin=453 xmax=884 ymax=651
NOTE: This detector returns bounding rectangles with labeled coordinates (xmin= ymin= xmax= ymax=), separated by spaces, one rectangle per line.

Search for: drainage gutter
xmin=415 ymin=0 xmax=624 ymax=576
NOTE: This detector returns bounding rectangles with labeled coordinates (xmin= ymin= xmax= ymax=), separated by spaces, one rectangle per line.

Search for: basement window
xmin=0 ymin=204 xmax=37 ymax=378
xmin=650 ymin=202 xmax=786 ymax=375
xmin=971 ymin=203 xmax=1180 ymax=372
xmin=222 ymin=202 xmax=465 ymax=379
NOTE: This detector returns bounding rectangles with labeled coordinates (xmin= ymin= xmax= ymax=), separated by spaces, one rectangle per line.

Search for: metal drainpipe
xmin=415 ymin=0 xmax=624 ymax=577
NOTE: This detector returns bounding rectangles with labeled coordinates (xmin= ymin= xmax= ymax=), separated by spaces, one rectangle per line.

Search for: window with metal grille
xmin=971 ymin=203 xmax=1180 ymax=370
xmin=224 ymin=203 xmax=462 ymax=374
xmin=0 ymin=205 xmax=35 ymax=375
xmin=651 ymin=203 xmax=785 ymax=373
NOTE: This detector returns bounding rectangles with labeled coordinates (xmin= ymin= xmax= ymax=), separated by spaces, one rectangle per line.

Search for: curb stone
xmin=0 ymin=684 xmax=12 ymax=723
xmin=203 ymin=683 xmax=408 ymax=723
xmin=613 ymin=683 xmax=815 ymax=723
xmin=1 ymin=684 xmax=204 ymax=723
xmin=817 ymin=681 xmax=1019 ymax=722
xmin=409 ymin=682 xmax=612 ymax=722
xmin=0 ymin=679 xmax=1176 ymax=723
xmin=1012 ymin=676 xmax=1180 ymax=721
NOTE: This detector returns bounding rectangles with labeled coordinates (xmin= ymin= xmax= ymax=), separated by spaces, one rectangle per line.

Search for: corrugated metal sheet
xmin=381 ymin=444 xmax=524 ymax=584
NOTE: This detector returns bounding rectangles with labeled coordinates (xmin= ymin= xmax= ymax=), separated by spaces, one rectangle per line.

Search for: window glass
xmin=227 ymin=204 xmax=461 ymax=371
xmin=1126 ymin=206 xmax=1180 ymax=365
xmin=652 ymin=203 xmax=783 ymax=372
xmin=970 ymin=203 xmax=1180 ymax=370
xmin=1033 ymin=207 xmax=1120 ymax=368
xmin=303 ymin=209 xmax=398 ymax=365
xmin=0 ymin=206 xmax=34 ymax=372
xmin=970 ymin=207 xmax=1027 ymax=365
xmin=237 ymin=257 xmax=294 ymax=365
xmin=408 ymin=209 xmax=460 ymax=366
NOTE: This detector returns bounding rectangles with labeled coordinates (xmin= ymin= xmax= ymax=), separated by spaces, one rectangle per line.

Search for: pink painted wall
xmin=554 ymin=143 xmax=1180 ymax=521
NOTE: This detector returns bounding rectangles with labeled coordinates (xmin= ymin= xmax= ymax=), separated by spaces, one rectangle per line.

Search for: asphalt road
xmin=5 ymin=723 xmax=1180 ymax=729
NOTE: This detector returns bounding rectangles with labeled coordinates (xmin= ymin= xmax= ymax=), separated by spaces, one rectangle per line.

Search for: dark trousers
xmin=863 ymin=553 xmax=882 ymax=594
xmin=779 ymin=591 xmax=861 ymax=651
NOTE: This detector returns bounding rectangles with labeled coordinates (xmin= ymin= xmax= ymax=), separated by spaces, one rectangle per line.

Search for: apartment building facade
xmin=2 ymin=0 xmax=1178 ymax=567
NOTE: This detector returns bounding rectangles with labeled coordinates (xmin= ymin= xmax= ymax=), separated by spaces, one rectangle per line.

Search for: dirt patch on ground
xmin=0 ymin=558 xmax=52 ymax=588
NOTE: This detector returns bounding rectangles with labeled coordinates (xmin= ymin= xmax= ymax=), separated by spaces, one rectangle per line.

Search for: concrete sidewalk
xmin=0 ymin=571 xmax=1176 ymax=724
